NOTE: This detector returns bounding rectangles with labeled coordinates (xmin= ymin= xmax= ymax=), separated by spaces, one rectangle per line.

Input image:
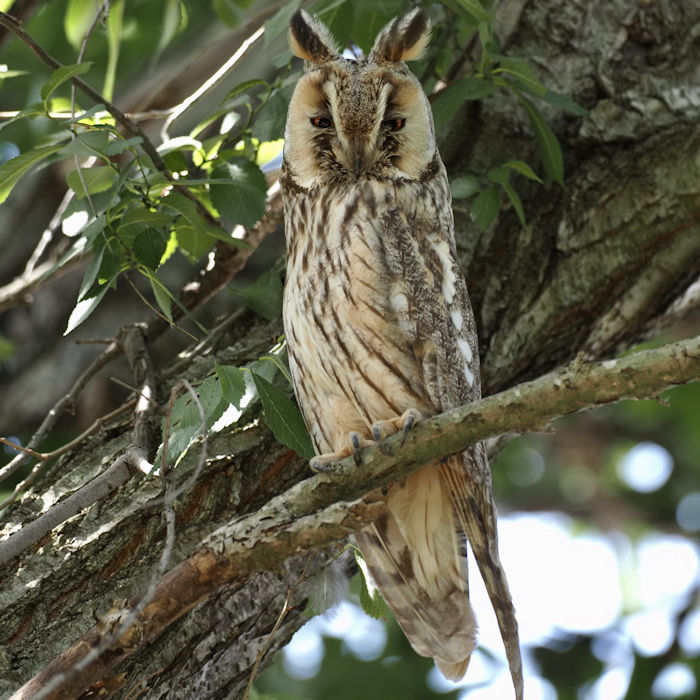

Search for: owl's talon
xmin=351 ymin=432 xmax=363 ymax=466
xmin=371 ymin=424 xmax=394 ymax=456
xmin=400 ymin=408 xmax=422 ymax=445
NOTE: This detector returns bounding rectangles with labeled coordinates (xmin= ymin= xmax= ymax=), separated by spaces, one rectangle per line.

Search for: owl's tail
xmin=354 ymin=458 xmax=477 ymax=679
xmin=355 ymin=447 xmax=523 ymax=698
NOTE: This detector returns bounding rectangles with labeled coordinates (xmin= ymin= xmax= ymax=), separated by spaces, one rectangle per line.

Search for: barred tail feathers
xmin=354 ymin=463 xmax=477 ymax=679
xmin=441 ymin=444 xmax=524 ymax=700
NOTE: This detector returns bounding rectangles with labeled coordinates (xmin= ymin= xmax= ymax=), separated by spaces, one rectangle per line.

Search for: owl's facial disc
xmin=284 ymin=61 xmax=435 ymax=187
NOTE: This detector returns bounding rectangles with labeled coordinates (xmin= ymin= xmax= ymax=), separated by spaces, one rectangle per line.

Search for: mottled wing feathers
xmin=376 ymin=178 xmax=524 ymax=697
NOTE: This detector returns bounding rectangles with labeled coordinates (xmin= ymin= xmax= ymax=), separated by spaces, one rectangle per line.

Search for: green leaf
xmin=215 ymin=363 xmax=247 ymax=407
xmin=431 ymin=77 xmax=498 ymax=132
xmin=470 ymin=184 xmax=500 ymax=230
xmin=66 ymin=166 xmax=118 ymax=198
xmin=164 ymin=377 xmax=227 ymax=465
xmin=149 ymin=276 xmax=173 ymax=321
xmin=118 ymin=208 xmax=173 ymax=239
xmin=496 ymin=56 xmax=547 ymax=97
xmin=356 ymin=551 xmax=390 ymax=619
xmin=0 ymin=68 xmax=29 ymax=80
xmin=519 ymin=96 xmax=564 ymax=186
xmin=455 ymin=0 xmax=492 ymax=22
xmin=230 ymin=268 xmax=283 ymax=321
xmin=210 ymin=157 xmax=267 ymax=229
xmin=264 ymin=0 xmax=302 ymax=46
xmin=222 ymin=78 xmax=269 ymax=105
xmin=59 ymin=130 xmax=111 ymax=157
xmin=133 ymin=229 xmax=167 ymax=270
xmin=0 ymin=144 xmax=64 ymax=204
xmin=251 ymin=372 xmax=314 ymax=459
xmin=103 ymin=136 xmax=143 ymax=156
xmin=504 ymin=159 xmax=543 ymax=183
xmin=259 ymin=353 xmax=293 ymax=387
xmin=64 ymin=277 xmax=114 ymax=335
xmin=173 ymin=222 xmax=216 ymax=263
xmin=213 ymin=0 xmax=239 ymax=26
xmin=40 ymin=62 xmax=92 ymax=107
xmin=78 ymin=243 xmax=105 ymax=301
xmin=450 ymin=175 xmax=480 ymax=199
xmin=64 ymin=0 xmax=100 ymax=49
xmin=101 ymin=0 xmax=123 ymax=101
xmin=250 ymin=89 xmax=290 ymax=142
xmin=488 ymin=166 xmax=526 ymax=228
xmin=539 ymin=89 xmax=589 ymax=117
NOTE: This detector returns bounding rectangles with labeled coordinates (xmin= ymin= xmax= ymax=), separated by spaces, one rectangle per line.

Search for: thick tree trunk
xmin=1 ymin=0 xmax=698 ymax=697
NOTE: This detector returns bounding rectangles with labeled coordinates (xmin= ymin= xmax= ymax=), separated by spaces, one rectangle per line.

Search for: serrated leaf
xmin=0 ymin=143 xmax=64 ymax=204
xmin=250 ymin=89 xmax=290 ymax=142
xmin=118 ymin=208 xmax=173 ymax=239
xmin=66 ymin=166 xmax=118 ymax=198
xmin=210 ymin=157 xmax=267 ymax=229
xmin=40 ymin=62 xmax=92 ymax=106
xmin=450 ymin=175 xmax=480 ymax=199
xmin=165 ymin=191 xmax=225 ymax=241
xmin=230 ymin=268 xmax=282 ymax=321
xmin=519 ymin=96 xmax=564 ymax=186
xmin=134 ymin=229 xmax=167 ymax=270
xmin=470 ymin=184 xmax=500 ymax=230
xmin=251 ymin=372 xmax=314 ymax=459
xmin=215 ymin=363 xmax=247 ymax=406
xmin=504 ymin=159 xmax=543 ymax=183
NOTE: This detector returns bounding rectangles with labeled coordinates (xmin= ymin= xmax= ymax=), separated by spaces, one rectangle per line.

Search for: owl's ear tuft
xmin=369 ymin=8 xmax=431 ymax=63
xmin=289 ymin=10 xmax=339 ymax=64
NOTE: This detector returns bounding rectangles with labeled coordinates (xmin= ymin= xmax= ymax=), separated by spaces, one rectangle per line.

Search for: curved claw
xmin=351 ymin=432 xmax=363 ymax=466
xmin=371 ymin=425 xmax=394 ymax=456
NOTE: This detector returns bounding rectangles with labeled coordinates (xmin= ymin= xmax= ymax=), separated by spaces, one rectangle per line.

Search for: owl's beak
xmin=349 ymin=134 xmax=371 ymax=177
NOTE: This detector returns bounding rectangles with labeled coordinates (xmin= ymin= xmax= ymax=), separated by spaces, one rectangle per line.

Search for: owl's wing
xmin=377 ymin=191 xmax=524 ymax=699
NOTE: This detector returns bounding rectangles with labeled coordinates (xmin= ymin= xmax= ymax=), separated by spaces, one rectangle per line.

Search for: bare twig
xmin=0 ymin=341 xmax=121 ymax=484
xmin=160 ymin=25 xmax=264 ymax=141
xmin=10 ymin=335 xmax=700 ymax=700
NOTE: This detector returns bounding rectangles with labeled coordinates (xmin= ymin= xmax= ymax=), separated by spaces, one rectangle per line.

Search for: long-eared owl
xmin=280 ymin=8 xmax=522 ymax=696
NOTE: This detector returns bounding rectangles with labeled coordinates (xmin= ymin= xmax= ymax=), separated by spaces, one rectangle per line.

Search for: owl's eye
xmin=310 ymin=116 xmax=333 ymax=128
xmin=383 ymin=117 xmax=406 ymax=131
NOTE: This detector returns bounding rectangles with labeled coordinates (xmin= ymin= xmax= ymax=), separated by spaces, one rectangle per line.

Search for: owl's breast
xmin=283 ymin=181 xmax=430 ymax=452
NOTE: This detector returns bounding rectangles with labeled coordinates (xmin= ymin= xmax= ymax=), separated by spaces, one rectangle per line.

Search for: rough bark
xmin=1 ymin=0 xmax=699 ymax=698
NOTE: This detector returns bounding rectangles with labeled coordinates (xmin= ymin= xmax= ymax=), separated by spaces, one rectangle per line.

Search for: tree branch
xmin=11 ymin=335 xmax=699 ymax=700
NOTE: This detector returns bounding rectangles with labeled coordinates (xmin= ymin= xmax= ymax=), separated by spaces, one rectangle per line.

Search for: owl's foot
xmin=309 ymin=431 xmax=373 ymax=472
xmin=371 ymin=408 xmax=423 ymax=452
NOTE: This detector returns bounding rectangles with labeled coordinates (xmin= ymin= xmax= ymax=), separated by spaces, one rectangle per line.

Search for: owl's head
xmin=283 ymin=9 xmax=437 ymax=189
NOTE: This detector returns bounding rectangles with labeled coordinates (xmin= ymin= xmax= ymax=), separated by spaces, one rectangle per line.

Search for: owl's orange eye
xmin=383 ymin=117 xmax=406 ymax=131
xmin=310 ymin=116 xmax=333 ymax=128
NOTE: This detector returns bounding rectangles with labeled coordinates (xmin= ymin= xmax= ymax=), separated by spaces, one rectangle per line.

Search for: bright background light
xmin=282 ymin=512 xmax=700 ymax=697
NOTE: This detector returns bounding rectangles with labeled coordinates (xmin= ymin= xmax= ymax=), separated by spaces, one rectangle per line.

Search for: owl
xmin=280 ymin=8 xmax=522 ymax=696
